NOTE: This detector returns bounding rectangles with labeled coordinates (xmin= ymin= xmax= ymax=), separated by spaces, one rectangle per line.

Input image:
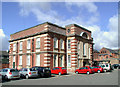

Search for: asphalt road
xmin=1 ymin=69 xmax=119 ymax=85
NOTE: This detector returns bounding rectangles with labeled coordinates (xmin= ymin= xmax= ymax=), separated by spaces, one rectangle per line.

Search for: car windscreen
xmin=30 ymin=68 xmax=36 ymax=71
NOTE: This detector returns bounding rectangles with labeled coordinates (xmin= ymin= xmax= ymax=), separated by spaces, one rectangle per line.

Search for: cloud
xmin=19 ymin=2 xmax=99 ymax=26
xmin=0 ymin=29 xmax=9 ymax=51
xmin=18 ymin=2 xmax=118 ymax=50
xmin=86 ymin=14 xmax=118 ymax=50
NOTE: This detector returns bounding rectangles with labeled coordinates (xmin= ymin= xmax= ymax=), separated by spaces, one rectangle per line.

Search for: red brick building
xmin=0 ymin=51 xmax=9 ymax=69
xmin=9 ymin=22 xmax=93 ymax=72
xmin=93 ymin=47 xmax=120 ymax=65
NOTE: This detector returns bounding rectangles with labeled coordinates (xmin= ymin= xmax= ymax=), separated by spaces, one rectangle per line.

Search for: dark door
xmin=13 ymin=62 xmax=15 ymax=68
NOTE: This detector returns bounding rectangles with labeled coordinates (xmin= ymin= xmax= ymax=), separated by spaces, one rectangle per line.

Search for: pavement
xmin=1 ymin=69 xmax=119 ymax=85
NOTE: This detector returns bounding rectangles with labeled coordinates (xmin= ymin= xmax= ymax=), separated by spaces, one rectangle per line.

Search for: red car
xmin=91 ymin=66 xmax=104 ymax=73
xmin=51 ymin=67 xmax=67 ymax=75
xmin=75 ymin=66 xmax=94 ymax=75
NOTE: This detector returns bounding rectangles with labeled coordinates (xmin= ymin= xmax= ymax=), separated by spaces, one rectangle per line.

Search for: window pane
xmin=20 ymin=42 xmax=22 ymax=50
xmin=36 ymin=38 xmax=40 ymax=48
xmin=68 ymin=55 xmax=71 ymax=67
xmin=27 ymin=55 xmax=30 ymax=65
xmin=13 ymin=43 xmax=16 ymax=51
xmin=19 ymin=56 xmax=22 ymax=65
xmin=54 ymin=55 xmax=57 ymax=67
xmin=36 ymin=54 xmax=40 ymax=66
xmin=68 ymin=39 xmax=71 ymax=49
xmin=27 ymin=40 xmax=30 ymax=49
xmin=60 ymin=39 xmax=64 ymax=49
xmin=54 ymin=38 xmax=58 ymax=48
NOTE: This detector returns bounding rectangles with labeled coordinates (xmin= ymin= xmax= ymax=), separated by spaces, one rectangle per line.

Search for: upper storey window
xmin=19 ymin=41 xmax=23 ymax=50
xmin=36 ymin=37 xmax=40 ymax=48
xmin=13 ymin=43 xmax=16 ymax=51
xmin=54 ymin=37 xmax=58 ymax=48
xmin=27 ymin=39 xmax=31 ymax=49
xmin=67 ymin=29 xmax=71 ymax=33
xmin=60 ymin=39 xmax=64 ymax=49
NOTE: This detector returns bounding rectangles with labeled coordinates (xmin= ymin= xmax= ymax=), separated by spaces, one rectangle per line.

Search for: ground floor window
xmin=13 ymin=56 xmax=15 ymax=68
xmin=68 ymin=55 xmax=71 ymax=67
xmin=60 ymin=55 xmax=64 ymax=67
xmin=27 ymin=55 xmax=30 ymax=66
xmin=19 ymin=55 xmax=22 ymax=65
xmin=36 ymin=54 xmax=40 ymax=66
xmin=54 ymin=55 xmax=57 ymax=67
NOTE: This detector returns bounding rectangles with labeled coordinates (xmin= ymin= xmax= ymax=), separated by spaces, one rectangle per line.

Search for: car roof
xmin=54 ymin=67 xmax=65 ymax=68
xmin=33 ymin=66 xmax=49 ymax=68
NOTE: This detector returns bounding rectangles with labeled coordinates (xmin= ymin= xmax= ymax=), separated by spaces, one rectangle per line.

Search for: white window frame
xmin=54 ymin=38 xmax=58 ymax=48
xmin=27 ymin=39 xmax=31 ymax=49
xmin=36 ymin=37 xmax=40 ymax=48
xmin=27 ymin=55 xmax=30 ymax=66
xmin=13 ymin=43 xmax=16 ymax=51
xmin=68 ymin=39 xmax=71 ymax=49
xmin=68 ymin=55 xmax=71 ymax=67
xmin=19 ymin=41 xmax=23 ymax=50
xmin=19 ymin=55 xmax=22 ymax=65
xmin=36 ymin=54 xmax=40 ymax=66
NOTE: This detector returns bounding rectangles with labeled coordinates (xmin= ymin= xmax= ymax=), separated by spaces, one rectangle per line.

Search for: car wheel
xmin=76 ymin=71 xmax=79 ymax=74
xmin=25 ymin=75 xmax=29 ymax=79
xmin=5 ymin=75 xmax=8 ymax=80
xmin=97 ymin=70 xmax=100 ymax=73
xmin=58 ymin=72 xmax=61 ymax=75
xmin=87 ymin=71 xmax=90 ymax=75
xmin=104 ymin=70 xmax=107 ymax=73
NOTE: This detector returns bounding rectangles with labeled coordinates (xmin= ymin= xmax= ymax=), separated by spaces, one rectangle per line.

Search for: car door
xmin=51 ymin=68 xmax=56 ymax=74
xmin=84 ymin=67 xmax=88 ymax=73
xmin=79 ymin=67 xmax=84 ymax=73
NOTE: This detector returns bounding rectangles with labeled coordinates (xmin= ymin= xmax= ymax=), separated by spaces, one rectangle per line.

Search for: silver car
xmin=0 ymin=68 xmax=20 ymax=80
xmin=19 ymin=68 xmax=38 ymax=79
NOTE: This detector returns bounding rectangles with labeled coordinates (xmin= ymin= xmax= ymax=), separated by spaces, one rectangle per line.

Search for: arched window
xmin=80 ymin=32 xmax=89 ymax=39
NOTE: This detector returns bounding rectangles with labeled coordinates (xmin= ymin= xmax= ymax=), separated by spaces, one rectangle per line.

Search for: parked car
xmin=112 ymin=64 xmax=119 ymax=69
xmin=19 ymin=68 xmax=38 ymax=79
xmin=99 ymin=63 xmax=112 ymax=72
xmin=32 ymin=66 xmax=51 ymax=77
xmin=91 ymin=66 xmax=104 ymax=73
xmin=0 ymin=68 xmax=20 ymax=80
xmin=51 ymin=67 xmax=67 ymax=75
xmin=0 ymin=70 xmax=2 ymax=82
xmin=75 ymin=66 xmax=94 ymax=75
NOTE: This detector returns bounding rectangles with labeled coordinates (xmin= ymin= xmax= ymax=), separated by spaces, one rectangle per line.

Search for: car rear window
xmin=30 ymin=68 xmax=36 ymax=71
xmin=10 ymin=69 xmax=19 ymax=72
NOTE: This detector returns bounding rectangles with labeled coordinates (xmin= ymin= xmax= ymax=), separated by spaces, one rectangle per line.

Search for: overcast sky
xmin=0 ymin=0 xmax=119 ymax=51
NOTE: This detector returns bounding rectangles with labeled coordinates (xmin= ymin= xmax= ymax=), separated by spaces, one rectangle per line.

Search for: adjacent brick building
xmin=93 ymin=47 xmax=120 ymax=65
xmin=9 ymin=22 xmax=93 ymax=72
xmin=0 ymin=51 xmax=9 ymax=69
